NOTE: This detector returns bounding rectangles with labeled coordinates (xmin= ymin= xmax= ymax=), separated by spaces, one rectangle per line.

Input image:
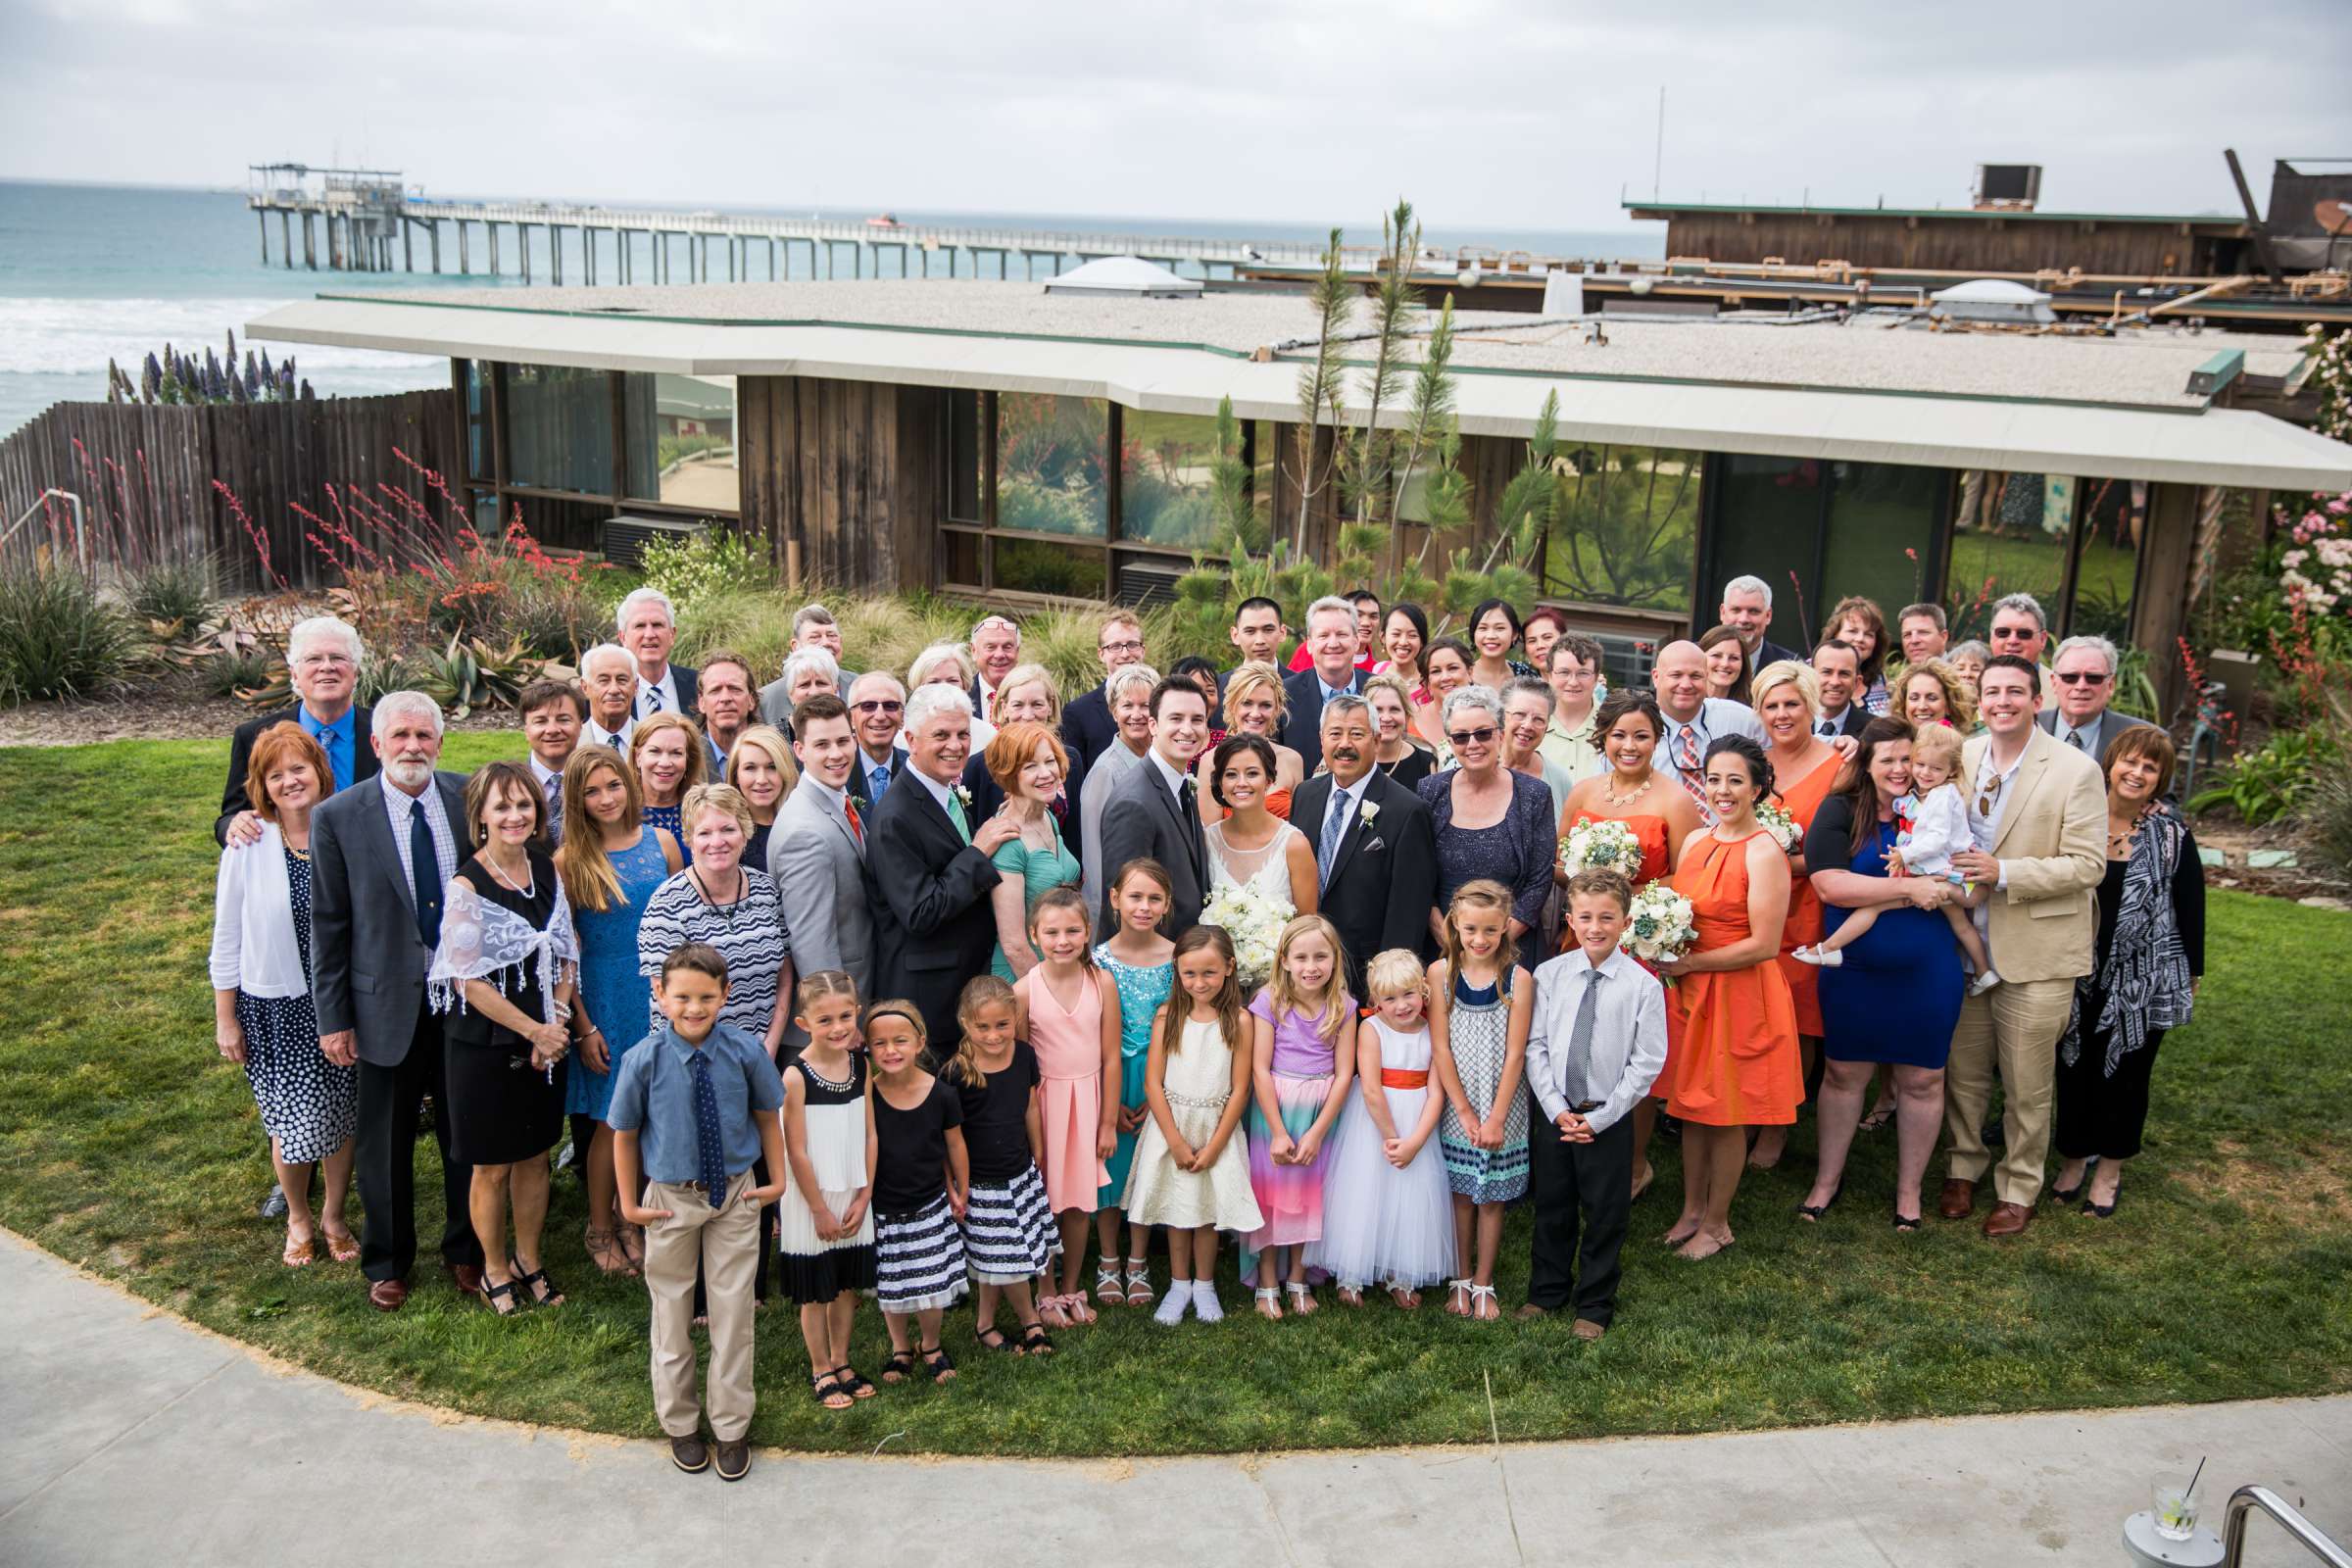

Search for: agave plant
xmin=416 ymin=631 xmax=550 ymax=719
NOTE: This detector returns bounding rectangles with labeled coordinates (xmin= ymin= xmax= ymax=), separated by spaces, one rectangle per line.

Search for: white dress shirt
xmin=1526 ymin=945 xmax=1668 ymax=1134
xmin=585 ymin=715 xmax=635 ymax=754
xmin=1816 ymin=703 xmax=1857 ymax=737
xmin=634 ymin=664 xmax=680 ymax=720
xmin=906 ymin=761 xmax=960 ymax=822
xmin=1149 ymin=748 xmax=1193 ymax=805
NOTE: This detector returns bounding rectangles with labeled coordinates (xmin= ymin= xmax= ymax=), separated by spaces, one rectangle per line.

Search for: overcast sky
xmin=5 ymin=0 xmax=2350 ymax=233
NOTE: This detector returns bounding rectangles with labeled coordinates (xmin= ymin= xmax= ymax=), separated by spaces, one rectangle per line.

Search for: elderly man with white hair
xmin=615 ymin=587 xmax=699 ymax=720
xmin=968 ymin=613 xmax=1022 ymax=721
xmin=218 ymin=614 xmax=377 ymax=848
xmin=759 ymin=645 xmax=841 ymax=732
xmin=2035 ymin=634 xmax=2155 ymax=761
xmin=1279 ymin=595 xmax=1368 ymax=774
xmin=309 ymin=690 xmax=483 ymax=1311
xmin=578 ymin=643 xmax=640 ymax=754
xmin=1718 ymin=573 xmax=1805 ymax=681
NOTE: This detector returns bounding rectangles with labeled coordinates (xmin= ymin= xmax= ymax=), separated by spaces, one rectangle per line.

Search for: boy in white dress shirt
xmin=1518 ymin=869 xmax=1667 ymax=1338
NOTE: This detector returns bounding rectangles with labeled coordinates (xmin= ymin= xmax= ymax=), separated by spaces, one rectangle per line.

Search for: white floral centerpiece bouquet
xmin=1755 ymin=798 xmax=1800 ymax=856
xmin=1201 ymin=880 xmax=1290 ymax=988
xmin=1620 ymin=883 xmax=1698 ymax=983
xmin=1558 ymin=817 xmax=1647 ymax=883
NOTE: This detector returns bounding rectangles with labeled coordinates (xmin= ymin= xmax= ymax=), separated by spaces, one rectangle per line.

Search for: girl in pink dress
xmin=1245 ymin=913 xmax=1358 ymax=1319
xmin=1011 ymin=888 xmax=1120 ymax=1328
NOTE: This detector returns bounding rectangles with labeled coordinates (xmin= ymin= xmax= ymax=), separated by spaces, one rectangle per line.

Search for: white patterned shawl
xmin=427 ymin=877 xmax=581 ymax=1032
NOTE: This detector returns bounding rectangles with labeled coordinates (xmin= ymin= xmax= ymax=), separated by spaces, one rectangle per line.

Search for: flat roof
xmin=245 ymin=281 xmax=2352 ymax=491
xmin=1626 ymin=200 xmax=2247 ymax=228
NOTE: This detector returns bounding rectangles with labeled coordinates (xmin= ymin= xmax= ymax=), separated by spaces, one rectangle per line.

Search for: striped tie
xmin=1673 ymin=723 xmax=1717 ymax=824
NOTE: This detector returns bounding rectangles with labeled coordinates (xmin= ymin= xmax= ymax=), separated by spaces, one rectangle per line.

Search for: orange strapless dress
xmin=1660 ymin=830 xmax=1802 ymax=1128
xmin=1772 ymin=754 xmax=1843 ymax=1038
xmin=1219 ymin=788 xmax=1293 ymax=823
xmin=1562 ymin=808 xmax=1672 ymax=954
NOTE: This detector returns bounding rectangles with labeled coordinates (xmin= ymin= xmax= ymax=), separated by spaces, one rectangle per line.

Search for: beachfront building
xmin=248 ymin=272 xmax=2352 ymax=693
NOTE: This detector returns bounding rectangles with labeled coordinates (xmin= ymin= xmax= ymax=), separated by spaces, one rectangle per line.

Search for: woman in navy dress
xmin=1417 ymin=685 xmax=1556 ymax=950
xmin=1795 ymin=718 xmax=1967 ymax=1230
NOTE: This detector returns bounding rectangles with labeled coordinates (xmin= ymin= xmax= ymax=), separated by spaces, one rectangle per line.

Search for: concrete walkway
xmin=4 ymin=1229 xmax=2345 ymax=1566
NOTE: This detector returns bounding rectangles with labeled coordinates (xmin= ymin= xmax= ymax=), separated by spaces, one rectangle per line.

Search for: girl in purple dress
xmin=1245 ymin=914 xmax=1357 ymax=1319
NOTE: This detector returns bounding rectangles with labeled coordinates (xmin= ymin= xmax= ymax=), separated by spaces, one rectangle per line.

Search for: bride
xmin=1202 ymin=734 xmax=1319 ymax=920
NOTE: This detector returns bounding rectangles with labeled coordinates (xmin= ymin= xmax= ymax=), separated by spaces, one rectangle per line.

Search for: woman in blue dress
xmin=554 ymin=747 xmax=681 ymax=1276
xmin=1795 ymin=718 xmax=1967 ymax=1231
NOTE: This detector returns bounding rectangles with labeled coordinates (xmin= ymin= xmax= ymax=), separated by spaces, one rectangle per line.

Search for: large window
xmin=1819 ymin=461 xmax=1948 ymax=637
xmin=502 ymin=365 xmax=614 ymax=495
xmin=1708 ymin=455 xmax=1945 ymax=651
xmin=624 ymin=372 xmax=739 ymax=513
xmin=1120 ymin=410 xmax=1224 ymax=550
xmin=996 ymin=393 xmax=1107 ymax=537
xmin=1545 ymin=445 xmax=1701 ymax=615
xmin=1946 ymin=471 xmax=2075 ymax=642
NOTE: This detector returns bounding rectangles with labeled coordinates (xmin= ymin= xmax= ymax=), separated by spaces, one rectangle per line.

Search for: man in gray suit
xmin=767 ymin=693 xmax=876 ymax=997
xmin=1097 ymin=677 xmax=1212 ymax=938
xmin=2035 ymin=634 xmax=2156 ymax=764
xmin=311 ymin=691 xmax=483 ymax=1312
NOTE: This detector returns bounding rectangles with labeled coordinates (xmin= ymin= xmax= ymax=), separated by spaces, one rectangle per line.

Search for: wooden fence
xmin=0 ymin=389 xmax=462 ymax=591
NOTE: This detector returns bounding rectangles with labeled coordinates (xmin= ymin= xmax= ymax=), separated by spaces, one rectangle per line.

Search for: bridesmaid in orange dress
xmin=1554 ymin=691 xmax=1703 ymax=1202
xmin=1201 ymin=661 xmax=1302 ymax=820
xmin=1658 ymin=734 xmax=1799 ymax=1261
xmin=1749 ymin=660 xmax=1847 ymax=1170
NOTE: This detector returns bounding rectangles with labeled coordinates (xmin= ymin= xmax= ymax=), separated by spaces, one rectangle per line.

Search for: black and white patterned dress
xmin=873 ymin=1074 xmax=968 ymax=1313
xmin=636 ymin=868 xmax=787 ymax=1043
xmin=949 ymin=1042 xmax=1061 ymax=1284
xmin=776 ymin=1052 xmax=879 ymax=1303
xmin=234 ymin=844 xmax=357 ymax=1165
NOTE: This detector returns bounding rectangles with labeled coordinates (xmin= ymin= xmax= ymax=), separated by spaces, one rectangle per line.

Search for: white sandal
xmin=1446 ymin=1277 xmax=1475 ymax=1316
xmin=1124 ymin=1260 xmax=1154 ymax=1307
xmin=1096 ymin=1264 xmax=1124 ymax=1305
xmin=1283 ymin=1279 xmax=1316 ymax=1315
xmin=1253 ymin=1286 xmax=1284 ymax=1319
xmin=1467 ymin=1282 xmax=1500 ymax=1321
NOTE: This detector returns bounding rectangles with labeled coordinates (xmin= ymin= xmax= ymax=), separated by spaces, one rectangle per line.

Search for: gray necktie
xmin=1559 ymin=967 xmax=1603 ymax=1107
xmin=1317 ymin=786 xmax=1350 ymax=886
xmin=2066 ymin=727 xmax=2084 ymax=750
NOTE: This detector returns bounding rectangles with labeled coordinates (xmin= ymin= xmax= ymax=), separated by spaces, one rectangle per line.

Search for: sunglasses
xmin=2052 ymin=670 xmax=2109 ymax=686
xmin=1976 ymin=772 xmax=2005 ymax=817
xmin=1446 ymin=726 xmax=1498 ymax=747
xmin=852 ymin=699 xmax=904 ymax=715
xmin=1990 ymin=628 xmax=2034 ymax=642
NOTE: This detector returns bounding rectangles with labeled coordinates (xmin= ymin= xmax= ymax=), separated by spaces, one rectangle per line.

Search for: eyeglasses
xmin=2052 ymin=670 xmax=2109 ymax=686
xmin=852 ymin=699 xmax=904 ymax=715
xmin=1100 ymin=639 xmax=1145 ymax=656
xmin=1446 ymin=726 xmax=1497 ymax=747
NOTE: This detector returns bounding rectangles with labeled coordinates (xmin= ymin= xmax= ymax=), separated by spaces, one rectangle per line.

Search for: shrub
xmin=2185 ymin=725 xmax=2343 ymax=826
xmin=638 ymin=527 xmax=772 ymax=615
xmin=0 ymin=562 xmax=133 ymax=704
xmin=203 ymin=646 xmax=275 ymax=700
xmin=122 ymin=556 xmax=218 ymax=628
xmin=2309 ymin=769 xmax=2352 ymax=880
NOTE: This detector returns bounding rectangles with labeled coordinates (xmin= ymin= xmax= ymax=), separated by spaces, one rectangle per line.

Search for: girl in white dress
xmin=1202 ymin=735 xmax=1319 ymax=922
xmin=1121 ymin=926 xmax=1263 ymax=1325
xmin=778 ymin=970 xmax=879 ymax=1410
xmin=1795 ymin=724 xmax=1999 ymax=993
xmin=1309 ymin=949 xmax=1456 ymax=1307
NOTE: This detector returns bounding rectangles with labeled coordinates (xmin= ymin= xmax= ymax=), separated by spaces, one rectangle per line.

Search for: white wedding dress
xmin=1202 ymin=817 xmax=1302 ymax=917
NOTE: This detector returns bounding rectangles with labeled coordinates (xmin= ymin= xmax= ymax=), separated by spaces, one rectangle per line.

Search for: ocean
xmin=0 ymin=179 xmax=1661 ymax=437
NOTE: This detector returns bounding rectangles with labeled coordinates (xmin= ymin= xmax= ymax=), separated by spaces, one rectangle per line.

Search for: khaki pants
xmin=1941 ymin=978 xmax=2072 ymax=1206
xmin=644 ymin=1171 xmax=760 ymax=1441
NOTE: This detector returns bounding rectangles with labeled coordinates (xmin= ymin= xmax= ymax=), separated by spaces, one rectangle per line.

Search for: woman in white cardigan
xmin=210 ymin=722 xmax=359 ymax=1266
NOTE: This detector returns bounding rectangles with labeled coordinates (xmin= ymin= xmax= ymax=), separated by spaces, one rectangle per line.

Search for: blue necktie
xmin=408 ymin=796 xmax=443 ymax=949
xmin=870 ymin=762 xmax=890 ymax=802
xmin=689 ymin=1050 xmax=725 ymax=1209
xmin=1318 ymin=785 xmax=1350 ymax=887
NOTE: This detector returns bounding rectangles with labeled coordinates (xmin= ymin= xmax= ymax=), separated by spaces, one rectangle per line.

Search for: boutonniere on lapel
xmin=1357 ymin=800 xmax=1380 ymax=826
xmin=951 ymin=783 xmax=975 ymax=814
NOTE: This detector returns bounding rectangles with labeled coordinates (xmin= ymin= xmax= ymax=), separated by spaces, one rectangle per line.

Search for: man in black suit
xmin=309 ymin=691 xmax=483 ymax=1311
xmin=845 ymin=670 xmax=911 ymax=814
xmin=1290 ymin=694 xmax=1439 ymax=999
xmin=1279 ymin=595 xmax=1368 ymax=775
xmin=217 ymin=614 xmax=376 ymax=847
xmin=1060 ymin=609 xmax=1150 ymax=773
xmin=866 ymin=684 xmax=1013 ymax=1049
xmin=1720 ymin=574 xmax=1804 ymax=683
xmin=618 ymin=586 xmax=699 ymax=719
xmin=1098 ymin=677 xmax=1213 ymax=938
xmin=1809 ymin=639 xmax=1872 ymax=740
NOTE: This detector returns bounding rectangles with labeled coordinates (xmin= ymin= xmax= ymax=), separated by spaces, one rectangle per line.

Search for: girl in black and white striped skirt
xmin=944 ymin=976 xmax=1062 ymax=1357
xmin=864 ymin=1000 xmax=969 ymax=1385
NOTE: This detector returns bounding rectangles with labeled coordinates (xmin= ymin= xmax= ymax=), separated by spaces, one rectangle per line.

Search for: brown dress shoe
xmin=1983 ymin=1201 xmax=2034 ymax=1239
xmin=712 ymin=1438 xmax=750 ymax=1481
xmin=446 ymin=1262 xmax=485 ymax=1297
xmin=669 ymin=1434 xmax=710 ymax=1474
xmin=1572 ymin=1318 xmax=1607 ymax=1341
xmin=1937 ymin=1179 xmax=1977 ymax=1220
xmin=367 ymin=1278 xmax=410 ymax=1312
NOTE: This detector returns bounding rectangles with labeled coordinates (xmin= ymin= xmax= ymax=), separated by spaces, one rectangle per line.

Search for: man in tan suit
xmin=1941 ymin=655 xmax=2106 ymax=1239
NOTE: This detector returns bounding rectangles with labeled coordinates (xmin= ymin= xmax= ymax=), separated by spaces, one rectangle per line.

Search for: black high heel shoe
xmin=1795 ymin=1179 xmax=1843 ymax=1222
xmin=2050 ymin=1157 xmax=2096 ymax=1207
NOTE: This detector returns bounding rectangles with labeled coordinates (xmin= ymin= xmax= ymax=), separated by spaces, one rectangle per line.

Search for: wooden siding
xmin=738 ymin=374 xmax=941 ymax=594
xmin=1658 ymin=213 xmax=2241 ymax=277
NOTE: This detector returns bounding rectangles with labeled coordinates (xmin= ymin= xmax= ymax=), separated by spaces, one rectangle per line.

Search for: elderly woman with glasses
xmin=1417 ymin=685 xmax=1556 ymax=947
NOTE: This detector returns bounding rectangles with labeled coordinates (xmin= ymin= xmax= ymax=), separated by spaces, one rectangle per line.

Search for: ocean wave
xmin=0 ymin=296 xmax=438 ymax=375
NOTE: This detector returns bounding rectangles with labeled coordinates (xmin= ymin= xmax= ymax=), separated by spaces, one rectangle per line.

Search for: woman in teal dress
xmin=553 ymin=748 xmax=681 ymax=1277
xmin=986 ymin=721 xmax=1082 ymax=979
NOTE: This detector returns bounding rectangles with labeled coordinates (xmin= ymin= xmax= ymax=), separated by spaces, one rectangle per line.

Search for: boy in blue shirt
xmin=612 ymin=943 xmax=786 ymax=1481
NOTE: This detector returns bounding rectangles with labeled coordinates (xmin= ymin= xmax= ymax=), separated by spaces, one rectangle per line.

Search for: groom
xmin=1097 ymin=677 xmax=1212 ymax=937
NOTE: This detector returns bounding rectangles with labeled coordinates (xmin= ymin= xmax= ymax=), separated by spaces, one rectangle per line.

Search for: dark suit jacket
xmin=1815 ymin=704 xmax=1871 ymax=741
xmin=1097 ymin=756 xmax=1209 ymax=939
xmin=1278 ymin=666 xmax=1369 ymax=775
xmin=217 ymin=703 xmax=377 ymax=845
xmin=1060 ymin=684 xmax=1117 ymax=774
xmin=309 ymin=769 xmax=468 ymax=1068
xmin=1290 ymin=768 xmax=1439 ymax=998
xmin=2035 ymin=707 xmax=2157 ymax=765
xmin=846 ymin=746 xmax=912 ymax=815
xmin=1752 ymin=638 xmax=1806 ymax=678
xmin=670 ymin=663 xmax=700 ymax=712
xmin=866 ymin=771 xmax=1005 ymax=1050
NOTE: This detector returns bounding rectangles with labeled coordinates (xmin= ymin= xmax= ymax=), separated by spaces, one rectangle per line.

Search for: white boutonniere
xmin=951 ymin=783 xmax=974 ymax=813
xmin=1358 ymin=800 xmax=1380 ymax=826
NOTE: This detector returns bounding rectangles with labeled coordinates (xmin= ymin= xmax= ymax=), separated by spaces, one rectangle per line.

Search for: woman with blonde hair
xmin=1201 ymin=660 xmax=1305 ymax=818
xmin=907 ymin=641 xmax=996 ymax=751
xmin=555 ymin=746 xmax=682 ymax=1275
xmin=1893 ymin=660 xmax=1977 ymax=733
xmin=1745 ymin=659 xmax=1841 ymax=1170
xmin=1363 ymin=670 xmax=1437 ymax=791
xmin=724 ymin=722 xmax=800 ymax=869
xmin=968 ymin=662 xmax=1089 ymax=830
xmin=630 ymin=710 xmax=710 ymax=864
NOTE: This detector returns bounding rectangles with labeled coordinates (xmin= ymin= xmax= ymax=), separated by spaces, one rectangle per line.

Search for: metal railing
xmin=0 ymin=488 xmax=87 ymax=573
xmin=2223 ymin=1486 xmax=2351 ymax=1568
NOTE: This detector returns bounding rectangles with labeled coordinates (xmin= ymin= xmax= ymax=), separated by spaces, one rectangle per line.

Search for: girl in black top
xmin=943 ymin=976 xmax=1059 ymax=1355
xmin=866 ymin=1001 xmax=969 ymax=1384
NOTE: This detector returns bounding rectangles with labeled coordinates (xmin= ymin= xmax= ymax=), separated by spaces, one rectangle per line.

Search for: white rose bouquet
xmin=1755 ymin=799 xmax=1800 ymax=856
xmin=1200 ymin=880 xmax=1291 ymax=988
xmin=1620 ymin=883 xmax=1698 ymax=982
xmin=1558 ymin=817 xmax=1647 ymax=883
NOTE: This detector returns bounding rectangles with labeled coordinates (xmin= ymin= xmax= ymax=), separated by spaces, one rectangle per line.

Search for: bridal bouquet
xmin=1756 ymin=798 xmax=1800 ymax=856
xmin=1558 ymin=817 xmax=1647 ymax=883
xmin=1201 ymin=880 xmax=1291 ymax=988
xmin=1620 ymin=883 xmax=1698 ymax=981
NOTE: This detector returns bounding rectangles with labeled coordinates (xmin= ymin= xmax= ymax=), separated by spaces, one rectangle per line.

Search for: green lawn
xmin=2 ymin=735 xmax=2347 ymax=1456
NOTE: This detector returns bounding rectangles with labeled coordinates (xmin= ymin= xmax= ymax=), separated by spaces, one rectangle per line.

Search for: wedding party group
xmin=206 ymin=574 xmax=2204 ymax=1478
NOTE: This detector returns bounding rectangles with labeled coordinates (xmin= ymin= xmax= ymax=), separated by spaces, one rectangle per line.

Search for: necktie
xmin=845 ymin=797 xmax=864 ymax=846
xmin=1318 ymin=786 xmax=1350 ymax=886
xmin=1818 ymin=718 xmax=1836 ymax=738
xmin=642 ymin=682 xmax=664 ymax=715
xmin=408 ymin=795 xmax=443 ymax=950
xmin=1673 ymin=723 xmax=1714 ymax=819
xmin=2066 ymin=728 xmax=2084 ymax=750
xmin=1560 ymin=967 xmax=1603 ymax=1107
xmin=869 ymin=762 xmax=890 ymax=802
xmin=607 ymin=732 xmax=623 ymax=753
xmin=946 ymin=788 xmax=970 ymax=843
xmin=688 ymin=1050 xmax=725 ymax=1209
xmin=1179 ymin=774 xmax=1200 ymax=832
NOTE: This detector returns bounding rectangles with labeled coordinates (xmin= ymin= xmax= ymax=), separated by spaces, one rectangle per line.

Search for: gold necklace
xmin=1602 ymin=771 xmax=1654 ymax=808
